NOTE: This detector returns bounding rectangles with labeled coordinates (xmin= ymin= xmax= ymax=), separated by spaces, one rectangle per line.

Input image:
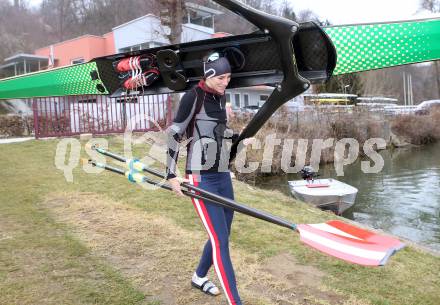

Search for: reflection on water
xmin=258 ymin=142 xmax=440 ymax=251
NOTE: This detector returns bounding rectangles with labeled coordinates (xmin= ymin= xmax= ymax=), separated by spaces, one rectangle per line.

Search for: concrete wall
xmin=103 ymin=32 xmax=116 ymax=55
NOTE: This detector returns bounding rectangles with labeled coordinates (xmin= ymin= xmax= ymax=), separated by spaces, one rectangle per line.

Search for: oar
xmin=84 ymin=159 xmax=248 ymax=210
xmin=89 ymin=146 xmax=405 ymax=266
xmin=90 ymin=145 xmax=297 ymax=230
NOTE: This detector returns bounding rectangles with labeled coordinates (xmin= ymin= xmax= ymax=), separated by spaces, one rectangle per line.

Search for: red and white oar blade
xmin=325 ymin=220 xmax=404 ymax=248
xmin=297 ymin=221 xmax=405 ymax=266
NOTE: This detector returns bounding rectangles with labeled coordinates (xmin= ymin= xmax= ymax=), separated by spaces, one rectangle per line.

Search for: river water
xmin=257 ymin=142 xmax=440 ymax=252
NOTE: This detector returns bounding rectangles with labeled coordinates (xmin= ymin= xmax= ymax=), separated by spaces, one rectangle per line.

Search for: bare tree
xmin=296 ymin=9 xmax=322 ymax=23
xmin=315 ymin=73 xmax=364 ymax=96
xmin=420 ymin=0 xmax=440 ymax=12
xmin=359 ymin=68 xmax=401 ymax=101
xmin=0 ymin=1 xmax=48 ymax=64
xmin=436 ymin=62 xmax=440 ymax=98
xmin=40 ymin=0 xmax=83 ymax=41
xmin=156 ymin=0 xmax=184 ymax=44
xmin=359 ymin=63 xmax=439 ymax=104
xmin=419 ymin=0 xmax=440 ymax=97
xmin=279 ymin=0 xmax=296 ymax=21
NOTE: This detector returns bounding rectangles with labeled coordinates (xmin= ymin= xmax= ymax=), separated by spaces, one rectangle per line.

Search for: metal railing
xmin=32 ymin=94 xmax=172 ymax=138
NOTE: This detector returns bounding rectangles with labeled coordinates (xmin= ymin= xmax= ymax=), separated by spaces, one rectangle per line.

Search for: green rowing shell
xmin=325 ymin=18 xmax=440 ymax=75
xmin=0 ymin=18 xmax=439 ymax=99
xmin=0 ymin=62 xmax=108 ymax=99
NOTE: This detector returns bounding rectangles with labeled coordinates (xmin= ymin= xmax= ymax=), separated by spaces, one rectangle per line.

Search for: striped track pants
xmin=187 ymin=172 xmax=242 ymax=305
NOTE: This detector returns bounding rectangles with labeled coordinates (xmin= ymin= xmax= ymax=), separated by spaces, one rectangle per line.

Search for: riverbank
xmin=229 ymin=107 xmax=440 ymax=181
xmin=1 ymin=136 xmax=439 ymax=305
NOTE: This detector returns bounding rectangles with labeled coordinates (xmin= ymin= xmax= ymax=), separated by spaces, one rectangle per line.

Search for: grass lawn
xmin=0 ymin=135 xmax=439 ymax=305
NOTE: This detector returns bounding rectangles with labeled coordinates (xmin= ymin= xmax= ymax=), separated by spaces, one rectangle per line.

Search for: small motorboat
xmin=288 ymin=167 xmax=358 ymax=215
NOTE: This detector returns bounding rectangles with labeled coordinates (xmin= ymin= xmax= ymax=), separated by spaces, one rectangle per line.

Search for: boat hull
xmin=288 ymin=179 xmax=358 ymax=214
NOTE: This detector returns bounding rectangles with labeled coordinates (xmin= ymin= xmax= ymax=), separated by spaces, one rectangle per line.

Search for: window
xmin=77 ymin=98 xmax=97 ymax=103
xmin=184 ymin=9 xmax=214 ymax=28
xmin=119 ymin=44 xmax=141 ymax=53
xmin=244 ymin=94 xmax=249 ymax=107
xmin=116 ymin=97 xmax=138 ymax=104
xmin=234 ymin=94 xmax=241 ymax=108
xmin=259 ymin=94 xmax=269 ymax=106
xmin=71 ymin=58 xmax=85 ymax=65
xmin=225 ymin=93 xmax=231 ymax=103
xmin=149 ymin=42 xmax=166 ymax=48
xmin=119 ymin=42 xmax=166 ymax=54
xmin=260 ymin=95 xmax=269 ymax=102
xmin=120 ymin=47 xmax=131 ymax=53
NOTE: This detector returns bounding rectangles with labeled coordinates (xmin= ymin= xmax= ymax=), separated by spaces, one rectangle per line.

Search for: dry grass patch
xmin=42 ymin=191 xmax=348 ymax=305
xmin=0 ymin=197 xmax=146 ymax=305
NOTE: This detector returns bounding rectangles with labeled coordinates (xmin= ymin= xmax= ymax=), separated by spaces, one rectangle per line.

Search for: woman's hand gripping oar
xmin=168 ymin=177 xmax=190 ymax=197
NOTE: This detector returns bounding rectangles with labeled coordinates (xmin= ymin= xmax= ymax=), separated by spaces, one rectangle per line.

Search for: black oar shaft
xmin=88 ymin=160 xmax=259 ymax=213
xmin=143 ymin=167 xmax=295 ymax=230
xmin=92 ymin=146 xmax=296 ymax=230
xmin=97 ymin=162 xmax=125 ymax=175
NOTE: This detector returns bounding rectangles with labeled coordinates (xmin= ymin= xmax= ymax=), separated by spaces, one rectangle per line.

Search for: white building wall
xmin=226 ymin=87 xmax=305 ymax=111
xmin=113 ymin=16 xmax=215 ymax=52
xmin=113 ymin=15 xmax=170 ymax=52
xmin=226 ymin=87 xmax=273 ymax=109
xmin=181 ymin=23 xmax=214 ymax=43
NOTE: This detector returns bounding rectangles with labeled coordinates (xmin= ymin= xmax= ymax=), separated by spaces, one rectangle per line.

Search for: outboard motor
xmin=300 ymin=166 xmax=318 ymax=181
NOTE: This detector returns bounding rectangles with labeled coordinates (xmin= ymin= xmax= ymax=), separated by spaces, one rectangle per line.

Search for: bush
xmin=391 ymin=110 xmax=440 ymax=145
xmin=35 ymin=115 xmax=71 ymax=136
xmin=0 ymin=115 xmax=34 ymax=137
xmin=229 ymin=106 xmax=389 ymax=180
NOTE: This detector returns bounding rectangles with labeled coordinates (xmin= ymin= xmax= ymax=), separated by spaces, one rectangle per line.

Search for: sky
xmin=290 ymin=0 xmax=436 ymax=25
xmin=26 ymin=0 xmax=439 ymax=25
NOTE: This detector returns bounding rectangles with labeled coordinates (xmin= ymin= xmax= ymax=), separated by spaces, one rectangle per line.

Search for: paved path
xmin=0 ymin=137 xmax=34 ymax=144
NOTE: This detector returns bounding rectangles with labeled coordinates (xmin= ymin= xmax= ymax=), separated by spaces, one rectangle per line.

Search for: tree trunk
xmin=159 ymin=0 xmax=183 ymax=44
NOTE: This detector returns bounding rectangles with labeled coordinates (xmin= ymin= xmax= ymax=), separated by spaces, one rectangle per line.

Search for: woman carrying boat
xmin=166 ymin=53 xmax=243 ymax=305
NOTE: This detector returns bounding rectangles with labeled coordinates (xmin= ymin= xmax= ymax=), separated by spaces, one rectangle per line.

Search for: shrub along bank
xmin=228 ymin=107 xmax=440 ymax=180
